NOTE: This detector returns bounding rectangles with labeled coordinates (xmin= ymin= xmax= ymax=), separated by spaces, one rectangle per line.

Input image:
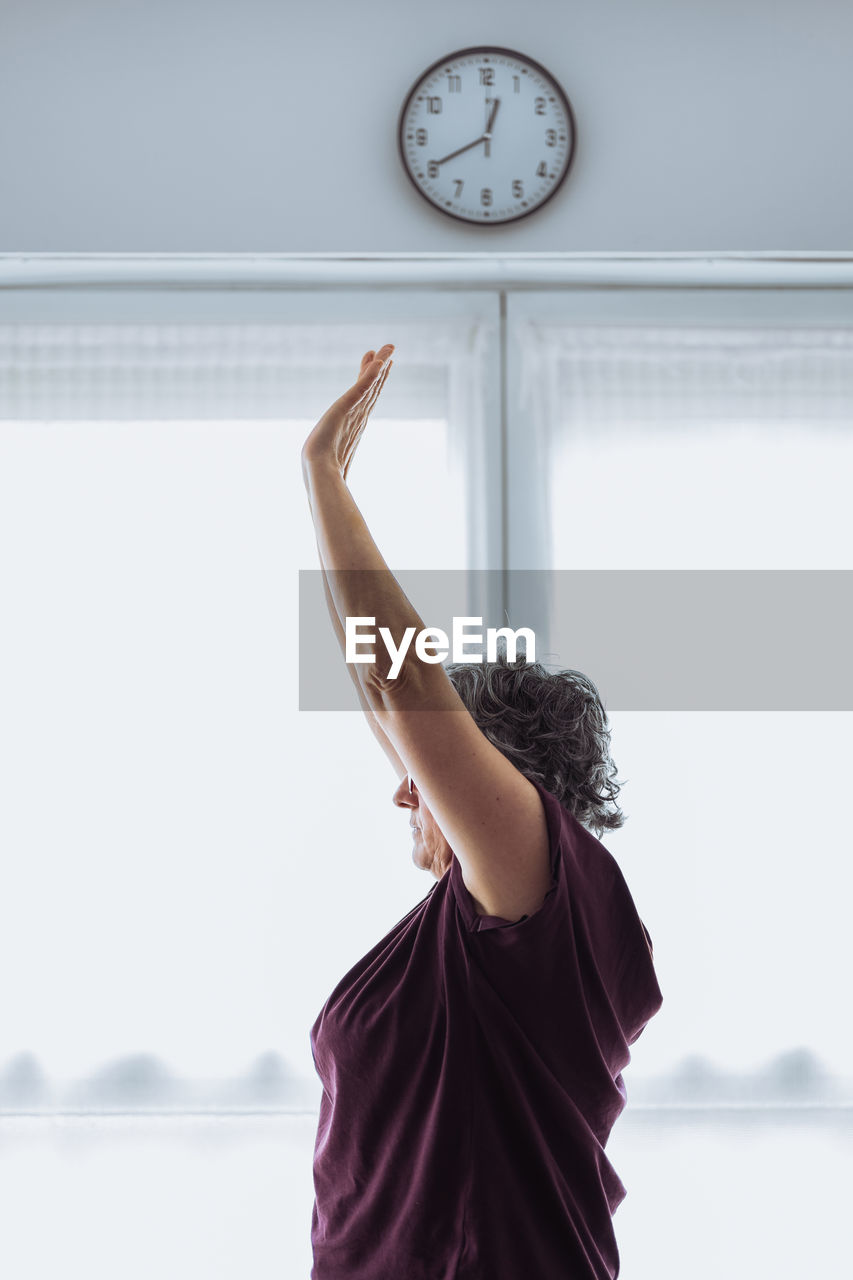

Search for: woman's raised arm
xmin=302 ymin=345 xmax=550 ymax=921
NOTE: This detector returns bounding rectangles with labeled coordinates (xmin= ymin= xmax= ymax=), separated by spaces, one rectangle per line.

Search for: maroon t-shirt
xmin=309 ymin=778 xmax=663 ymax=1280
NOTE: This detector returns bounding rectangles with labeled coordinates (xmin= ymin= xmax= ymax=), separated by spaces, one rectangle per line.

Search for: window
xmin=1 ymin=263 xmax=850 ymax=1278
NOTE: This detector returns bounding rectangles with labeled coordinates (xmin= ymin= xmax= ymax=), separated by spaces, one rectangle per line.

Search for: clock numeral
xmin=513 ymin=75 xmax=521 ymax=93
xmin=545 ymin=129 xmax=557 ymax=147
xmin=479 ymin=68 xmax=494 ymax=86
xmin=446 ymin=74 xmax=461 ymax=92
xmin=480 ymin=188 xmax=493 ymax=207
xmin=415 ymin=128 xmax=428 ymax=146
xmin=427 ymin=160 xmax=439 ymax=179
xmin=536 ymin=160 xmax=547 ymax=177
xmin=453 ymin=179 xmax=464 ymax=197
xmin=512 ymin=179 xmax=524 ymax=198
xmin=426 ymin=96 xmax=442 ymax=114
xmin=534 ymin=97 xmax=546 ymax=115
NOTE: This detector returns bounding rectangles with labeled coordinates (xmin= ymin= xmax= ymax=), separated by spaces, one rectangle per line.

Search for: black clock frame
xmin=396 ymin=45 xmax=578 ymax=227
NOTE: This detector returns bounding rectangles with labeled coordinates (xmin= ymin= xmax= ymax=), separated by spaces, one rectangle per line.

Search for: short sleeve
xmin=448 ymin=777 xmax=663 ymax=1052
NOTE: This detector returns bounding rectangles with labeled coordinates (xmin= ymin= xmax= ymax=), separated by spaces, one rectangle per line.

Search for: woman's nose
xmin=393 ymin=776 xmax=416 ymax=809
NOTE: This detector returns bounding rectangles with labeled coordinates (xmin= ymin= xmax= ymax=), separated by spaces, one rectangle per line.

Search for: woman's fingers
xmin=371 ymin=359 xmax=393 ymax=403
xmin=353 ymin=356 xmax=392 ymax=410
xmin=347 ymin=347 xmax=393 ymax=417
xmin=353 ymin=353 xmax=386 ymax=398
xmin=374 ymin=359 xmax=392 ymax=398
xmin=359 ymin=360 xmax=392 ymax=416
xmin=365 ymin=345 xmax=393 ymax=371
xmin=360 ymin=345 xmax=392 ymax=371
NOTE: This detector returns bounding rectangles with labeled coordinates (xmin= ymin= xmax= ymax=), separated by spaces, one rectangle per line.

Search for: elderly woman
xmin=302 ymin=344 xmax=663 ymax=1280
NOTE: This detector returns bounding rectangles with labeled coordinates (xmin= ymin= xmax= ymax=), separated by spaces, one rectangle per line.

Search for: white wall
xmin=1 ymin=0 xmax=851 ymax=252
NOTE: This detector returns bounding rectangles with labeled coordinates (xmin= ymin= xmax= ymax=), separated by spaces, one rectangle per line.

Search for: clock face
xmin=397 ymin=46 xmax=577 ymax=226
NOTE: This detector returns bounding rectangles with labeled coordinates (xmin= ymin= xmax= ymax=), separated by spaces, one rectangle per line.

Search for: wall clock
xmin=397 ymin=46 xmax=577 ymax=226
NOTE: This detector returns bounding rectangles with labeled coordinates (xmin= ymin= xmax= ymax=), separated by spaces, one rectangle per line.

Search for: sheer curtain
xmin=514 ymin=319 xmax=853 ymax=568
xmin=0 ymin=318 xmax=490 ymax=429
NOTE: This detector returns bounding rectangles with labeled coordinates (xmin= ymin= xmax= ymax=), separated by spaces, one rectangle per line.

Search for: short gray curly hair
xmin=444 ymin=652 xmax=626 ymax=838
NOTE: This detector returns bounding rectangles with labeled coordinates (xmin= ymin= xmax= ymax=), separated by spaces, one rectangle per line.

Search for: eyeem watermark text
xmin=345 ymin=616 xmax=536 ymax=678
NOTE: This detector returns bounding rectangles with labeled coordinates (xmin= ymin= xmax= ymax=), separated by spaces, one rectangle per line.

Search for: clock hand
xmin=485 ymin=98 xmax=500 ymax=134
xmin=484 ymin=98 xmax=500 ymax=159
xmin=433 ymin=135 xmax=488 ymax=167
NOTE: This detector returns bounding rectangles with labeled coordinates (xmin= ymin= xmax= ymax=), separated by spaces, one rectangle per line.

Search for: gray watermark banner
xmin=298 ymin=570 xmax=853 ymax=711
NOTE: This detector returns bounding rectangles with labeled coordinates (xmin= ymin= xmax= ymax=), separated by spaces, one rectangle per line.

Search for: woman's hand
xmin=301 ymin=343 xmax=395 ymax=485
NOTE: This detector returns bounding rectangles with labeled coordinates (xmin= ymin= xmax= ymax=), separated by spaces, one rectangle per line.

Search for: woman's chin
xmin=412 ymin=845 xmax=430 ymax=872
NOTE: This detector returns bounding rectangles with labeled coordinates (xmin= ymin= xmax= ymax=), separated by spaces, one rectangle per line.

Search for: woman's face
xmin=393 ymin=774 xmax=453 ymax=881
